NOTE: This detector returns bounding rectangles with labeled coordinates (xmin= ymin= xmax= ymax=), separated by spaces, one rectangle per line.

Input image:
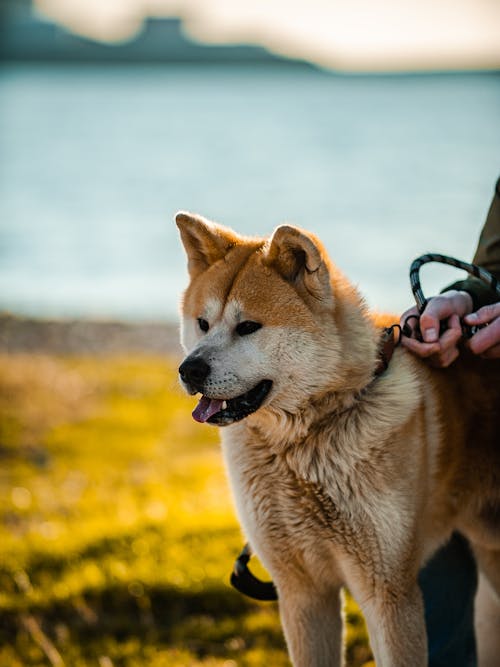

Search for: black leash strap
xmin=230 ymin=543 xmax=278 ymax=601
xmin=407 ymin=253 xmax=500 ymax=340
xmin=410 ymin=253 xmax=500 ymax=314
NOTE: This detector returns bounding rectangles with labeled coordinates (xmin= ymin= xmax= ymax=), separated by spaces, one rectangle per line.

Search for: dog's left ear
xmin=176 ymin=212 xmax=241 ymax=278
xmin=264 ymin=225 xmax=333 ymax=303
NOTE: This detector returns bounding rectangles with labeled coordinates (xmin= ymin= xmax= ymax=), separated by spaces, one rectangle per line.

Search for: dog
xmin=176 ymin=211 xmax=500 ymax=666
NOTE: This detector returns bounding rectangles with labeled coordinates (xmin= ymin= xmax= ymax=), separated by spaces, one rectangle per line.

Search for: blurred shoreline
xmin=0 ymin=5 xmax=309 ymax=67
xmin=0 ymin=313 xmax=181 ymax=356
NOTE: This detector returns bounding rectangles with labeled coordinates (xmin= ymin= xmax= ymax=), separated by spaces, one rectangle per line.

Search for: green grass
xmin=0 ymin=354 xmax=373 ymax=666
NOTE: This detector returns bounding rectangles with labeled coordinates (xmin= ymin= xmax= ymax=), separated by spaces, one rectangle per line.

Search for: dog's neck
xmin=247 ymin=303 xmax=394 ymax=449
xmin=251 ymin=360 xmax=390 ymax=444
xmin=238 ymin=350 xmax=420 ymax=501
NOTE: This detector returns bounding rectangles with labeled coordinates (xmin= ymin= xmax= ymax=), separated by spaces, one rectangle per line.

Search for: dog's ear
xmin=176 ymin=212 xmax=240 ymax=278
xmin=264 ymin=225 xmax=333 ymax=303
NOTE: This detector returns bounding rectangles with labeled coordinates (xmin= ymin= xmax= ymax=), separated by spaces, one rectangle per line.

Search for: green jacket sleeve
xmin=444 ymin=177 xmax=500 ymax=311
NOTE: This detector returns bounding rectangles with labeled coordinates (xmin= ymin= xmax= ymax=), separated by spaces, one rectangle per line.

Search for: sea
xmin=1 ymin=63 xmax=499 ymax=322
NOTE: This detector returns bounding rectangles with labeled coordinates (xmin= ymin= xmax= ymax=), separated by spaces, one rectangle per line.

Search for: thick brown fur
xmin=177 ymin=212 xmax=500 ymax=666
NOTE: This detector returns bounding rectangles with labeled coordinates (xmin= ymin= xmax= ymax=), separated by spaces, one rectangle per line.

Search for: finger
xmin=465 ymin=302 xmax=500 ymax=327
xmin=418 ymin=312 xmax=440 ymax=343
xmin=419 ymin=298 xmax=457 ymax=343
xmin=467 ymin=316 xmax=500 ymax=355
xmin=438 ymin=313 xmax=462 ymax=348
xmin=481 ymin=342 xmax=500 ymax=359
xmin=426 ymin=315 xmax=462 ymax=367
xmin=400 ymin=335 xmax=440 ymax=358
xmin=419 ymin=293 xmax=473 ymax=343
xmin=429 ymin=346 xmax=460 ymax=369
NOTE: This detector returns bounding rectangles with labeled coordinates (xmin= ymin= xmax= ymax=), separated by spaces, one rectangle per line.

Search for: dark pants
xmin=419 ymin=533 xmax=478 ymax=666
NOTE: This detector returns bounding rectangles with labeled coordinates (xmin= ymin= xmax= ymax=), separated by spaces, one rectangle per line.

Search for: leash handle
xmin=409 ymin=253 xmax=500 ymax=314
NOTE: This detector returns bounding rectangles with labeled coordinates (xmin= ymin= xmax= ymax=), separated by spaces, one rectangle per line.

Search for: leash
xmin=409 ymin=253 xmax=499 ymax=314
xmin=229 ymin=254 xmax=499 ymax=602
xmin=406 ymin=253 xmax=500 ymax=340
xmin=230 ymin=543 xmax=277 ymax=601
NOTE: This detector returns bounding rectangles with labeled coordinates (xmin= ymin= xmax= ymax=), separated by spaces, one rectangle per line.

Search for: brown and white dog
xmin=176 ymin=212 xmax=500 ymax=666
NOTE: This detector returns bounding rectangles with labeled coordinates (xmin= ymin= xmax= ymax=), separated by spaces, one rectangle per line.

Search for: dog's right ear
xmin=176 ymin=212 xmax=240 ymax=278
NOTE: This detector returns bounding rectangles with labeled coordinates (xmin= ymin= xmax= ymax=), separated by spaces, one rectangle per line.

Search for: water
xmin=1 ymin=64 xmax=499 ymax=321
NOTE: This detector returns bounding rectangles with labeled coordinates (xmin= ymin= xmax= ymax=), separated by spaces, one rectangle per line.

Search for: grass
xmin=0 ymin=353 xmax=373 ymax=666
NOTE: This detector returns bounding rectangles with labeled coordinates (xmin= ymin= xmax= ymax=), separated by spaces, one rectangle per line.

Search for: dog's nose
xmin=179 ymin=356 xmax=211 ymax=388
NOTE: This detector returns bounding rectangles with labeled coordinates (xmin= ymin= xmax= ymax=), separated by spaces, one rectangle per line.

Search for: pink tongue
xmin=192 ymin=396 xmax=224 ymax=423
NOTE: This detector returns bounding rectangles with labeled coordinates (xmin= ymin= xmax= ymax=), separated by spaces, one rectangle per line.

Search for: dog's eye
xmin=236 ymin=321 xmax=262 ymax=336
xmin=197 ymin=318 xmax=209 ymax=333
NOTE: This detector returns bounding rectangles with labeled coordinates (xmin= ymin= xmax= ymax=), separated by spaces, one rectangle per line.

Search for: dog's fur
xmin=176 ymin=212 xmax=500 ymax=666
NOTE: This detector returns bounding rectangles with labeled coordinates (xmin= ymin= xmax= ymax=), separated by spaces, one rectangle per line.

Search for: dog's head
xmin=176 ymin=212 xmax=369 ymax=426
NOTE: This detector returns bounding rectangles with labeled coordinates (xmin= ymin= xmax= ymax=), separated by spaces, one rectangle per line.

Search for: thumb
xmin=465 ymin=302 xmax=500 ymax=326
xmin=419 ymin=309 xmax=441 ymax=343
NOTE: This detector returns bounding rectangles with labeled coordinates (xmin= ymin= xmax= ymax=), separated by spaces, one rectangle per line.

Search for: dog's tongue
xmin=192 ymin=396 xmax=224 ymax=423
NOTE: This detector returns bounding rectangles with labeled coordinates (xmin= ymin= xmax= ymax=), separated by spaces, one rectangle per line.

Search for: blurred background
xmin=1 ymin=2 xmax=499 ymax=666
xmin=1 ymin=0 xmax=499 ymax=323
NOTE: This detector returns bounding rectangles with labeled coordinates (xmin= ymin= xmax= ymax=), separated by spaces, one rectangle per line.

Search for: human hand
xmin=464 ymin=302 xmax=500 ymax=358
xmin=400 ymin=290 xmax=473 ymax=367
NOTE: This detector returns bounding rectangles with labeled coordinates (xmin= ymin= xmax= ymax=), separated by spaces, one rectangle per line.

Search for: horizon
xmin=24 ymin=0 xmax=500 ymax=73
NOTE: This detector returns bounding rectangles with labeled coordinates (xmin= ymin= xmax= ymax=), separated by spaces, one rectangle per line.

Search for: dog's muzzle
xmin=178 ymin=355 xmax=273 ymax=426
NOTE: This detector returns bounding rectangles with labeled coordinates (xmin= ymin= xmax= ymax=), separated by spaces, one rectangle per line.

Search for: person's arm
xmin=442 ymin=177 xmax=500 ymax=310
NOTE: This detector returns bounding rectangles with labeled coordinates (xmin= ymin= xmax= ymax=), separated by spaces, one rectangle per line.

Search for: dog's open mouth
xmin=192 ymin=380 xmax=273 ymax=426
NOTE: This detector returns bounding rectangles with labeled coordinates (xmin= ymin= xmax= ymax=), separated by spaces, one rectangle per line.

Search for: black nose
xmin=179 ymin=356 xmax=211 ymax=388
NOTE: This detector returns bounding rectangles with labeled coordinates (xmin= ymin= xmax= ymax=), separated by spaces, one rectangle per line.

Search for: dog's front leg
xmin=362 ymin=583 xmax=427 ymax=667
xmin=277 ymin=581 xmax=343 ymax=667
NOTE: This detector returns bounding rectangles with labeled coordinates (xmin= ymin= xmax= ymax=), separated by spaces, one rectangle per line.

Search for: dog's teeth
xmin=222 ymin=401 xmax=227 ymax=410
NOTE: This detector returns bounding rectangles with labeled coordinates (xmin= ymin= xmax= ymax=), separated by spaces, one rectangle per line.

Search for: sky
xmin=35 ymin=0 xmax=500 ymax=72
